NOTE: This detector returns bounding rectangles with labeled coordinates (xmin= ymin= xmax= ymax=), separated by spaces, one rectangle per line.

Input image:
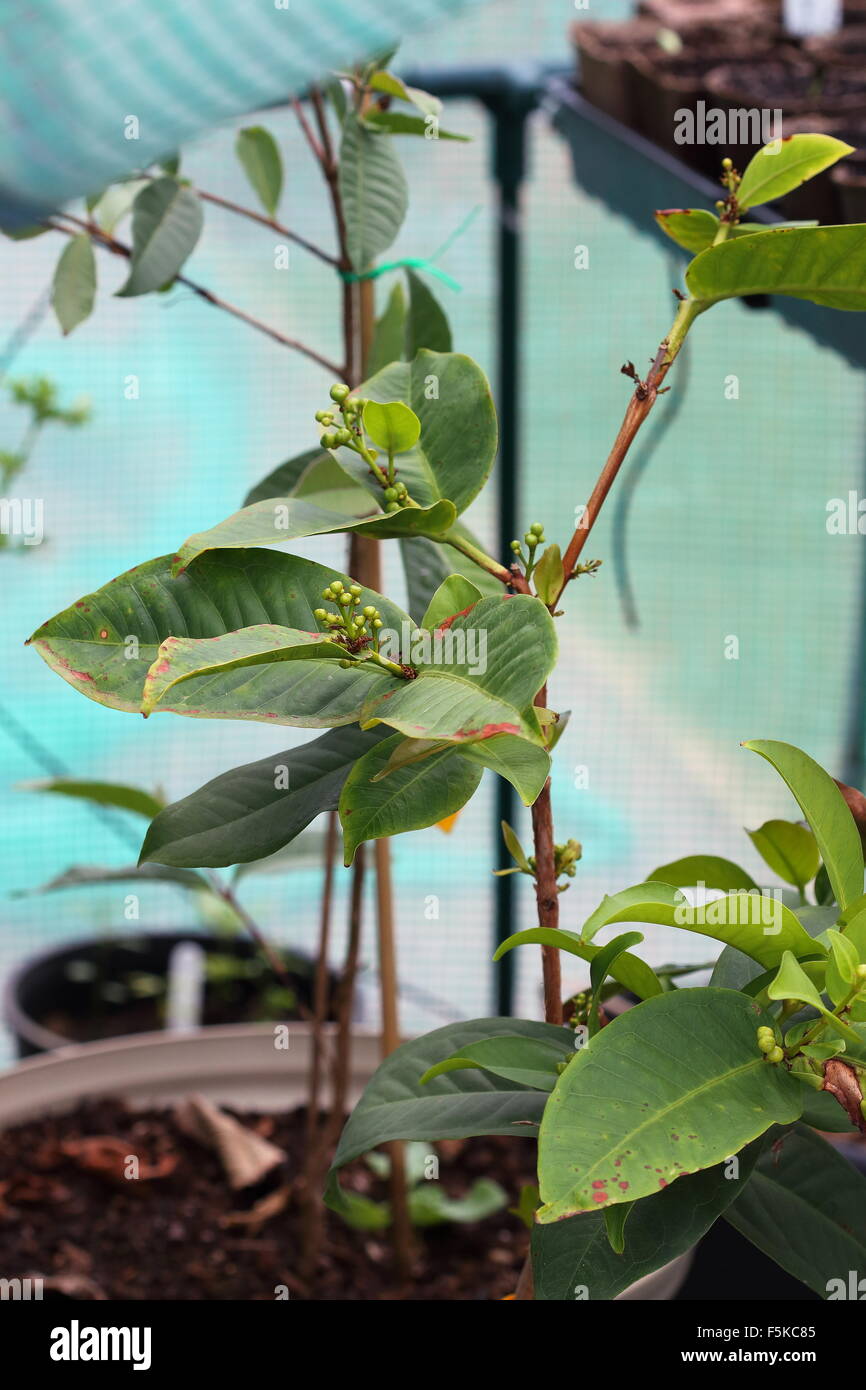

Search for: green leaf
xmin=89 ymin=179 xmax=150 ymax=234
xmin=421 ymin=575 xmax=482 ymax=630
xmin=405 ymin=269 xmax=452 ymax=357
xmin=366 ymin=282 xmax=406 ymax=375
xmin=140 ymin=725 xmax=387 ymax=868
xmin=411 ymin=1178 xmax=507 ymax=1227
xmin=339 ymin=114 xmax=408 ymax=272
xmin=172 ymin=495 xmax=456 ymax=572
xmin=457 ymin=733 xmax=550 ymax=806
xmin=28 ymin=550 xmax=410 ymax=727
xmin=533 ymin=1145 xmax=761 ymax=1301
xmin=648 ymin=854 xmax=758 ymax=892
xmin=419 ymin=1034 xmax=573 ymax=1092
xmin=235 ymin=126 xmax=283 ymax=216
xmin=329 ymin=1017 xmax=565 ymax=1176
xmin=825 ymin=928 xmax=860 ymax=1005
xmin=532 ymin=544 xmax=565 ymax=607
xmin=51 ymin=234 xmax=96 ymax=335
xmin=242 ymin=448 xmax=328 ymax=507
xmin=743 ymin=741 xmax=864 ymax=909
xmin=362 ymin=399 xmax=420 ymax=454
xmin=655 ymin=208 xmax=721 ymax=255
xmin=537 ymin=989 xmax=802 ymax=1221
xmin=747 ymin=819 xmax=820 ymax=891
xmin=814 ymin=861 xmax=834 ymax=906
xmin=687 ymin=226 xmax=866 ymax=313
xmin=141 ymin=626 xmax=355 ymax=714
xmin=500 ymin=820 xmax=532 ymax=872
xmin=767 ymin=948 xmax=826 ymax=1013
xmin=363 ymin=110 xmax=468 ymax=141
xmin=335 ymin=351 xmax=497 ymax=516
xmin=368 ymin=71 xmax=441 ymax=117
xmin=580 ymin=882 xmax=822 ymax=970
xmin=736 ymin=134 xmax=854 ymax=212
xmin=588 ymin=931 xmax=643 ymax=1031
xmin=116 ymin=178 xmax=203 ymax=297
xmin=23 ymin=778 xmax=163 ymax=820
xmin=603 ymin=1202 xmax=632 ymax=1254
xmin=494 ymin=928 xmax=664 ymax=1002
xmin=28 ymin=861 xmax=208 ymax=897
xmin=726 ymin=1123 xmax=866 ymax=1296
xmin=360 ymin=594 xmax=557 ymax=746
xmin=339 ymin=733 xmax=482 ymax=864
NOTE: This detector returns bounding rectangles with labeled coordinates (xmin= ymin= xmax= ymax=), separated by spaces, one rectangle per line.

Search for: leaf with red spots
xmin=537 ymin=989 xmax=801 ymax=1220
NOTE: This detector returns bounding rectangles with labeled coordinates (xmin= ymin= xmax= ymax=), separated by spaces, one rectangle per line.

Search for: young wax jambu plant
xmin=26 ymin=129 xmax=866 ymax=1299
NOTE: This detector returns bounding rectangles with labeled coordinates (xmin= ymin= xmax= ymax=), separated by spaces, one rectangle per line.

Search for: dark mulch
xmin=0 ymin=1100 xmax=536 ymax=1301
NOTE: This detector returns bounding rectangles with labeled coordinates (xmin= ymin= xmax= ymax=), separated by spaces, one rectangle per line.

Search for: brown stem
xmin=195 ymin=188 xmax=338 ymax=266
xmin=328 ymin=845 xmax=365 ymax=1127
xmin=47 ymin=217 xmax=343 ymax=376
xmin=529 ymin=685 xmax=562 ymax=1026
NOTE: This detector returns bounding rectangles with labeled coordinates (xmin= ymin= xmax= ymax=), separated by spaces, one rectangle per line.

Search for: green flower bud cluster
xmin=383 ymin=480 xmax=409 ymax=513
xmin=757 ymin=1026 xmax=783 ymax=1064
xmin=314 ymin=385 xmax=369 ymax=451
xmin=313 ymin=579 xmax=384 ymax=654
xmin=511 ymin=522 xmax=547 ymax=578
xmin=554 ymin=838 xmax=582 ymax=880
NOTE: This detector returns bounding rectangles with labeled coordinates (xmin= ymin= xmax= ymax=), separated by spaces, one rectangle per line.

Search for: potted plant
xmin=6 ymin=82 xmax=866 ymax=1297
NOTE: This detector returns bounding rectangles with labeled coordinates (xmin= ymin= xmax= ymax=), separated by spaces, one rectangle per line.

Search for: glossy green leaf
xmin=648 ymin=854 xmax=758 ymax=892
xmin=360 ymin=594 xmax=556 ymax=746
xmin=362 ymin=399 xmax=420 ymax=453
xmin=747 ymin=819 xmax=820 ymax=891
xmin=767 ymin=949 xmax=826 ymax=1012
xmin=420 ymin=575 xmax=482 ymax=630
xmin=687 ymin=226 xmax=866 ymax=313
xmin=457 ymin=733 xmax=550 ymax=806
xmin=405 ymin=268 xmax=452 ymax=357
xmin=500 ymin=820 xmax=531 ymax=873
xmin=533 ymin=1145 xmax=760 ymax=1301
xmin=736 ymin=134 xmax=854 ymax=212
xmin=141 ymin=626 xmax=352 ymax=714
xmin=494 ymin=927 xmax=664 ymax=1002
xmin=588 ymin=931 xmax=643 ymax=1031
xmin=52 ymin=234 xmax=96 ymax=334
xmin=726 ymin=1123 xmax=866 ymax=1297
xmin=171 ymin=495 xmax=456 ymax=572
xmin=537 ymin=989 xmax=802 ymax=1220
xmin=28 ymin=550 xmax=410 ymax=727
xmin=335 ymin=350 xmax=497 ymax=516
xmin=117 ymin=178 xmax=203 ymax=297
xmin=339 ymin=114 xmax=408 ymax=272
xmin=743 ymin=741 xmax=864 ymax=909
xmin=140 ymin=725 xmax=387 ymax=868
xmin=399 ymin=537 xmax=452 ymax=624
xmin=235 ymin=126 xmax=283 ymax=216
xmin=329 ymin=1017 xmax=564 ymax=1175
xmin=603 ymin=1202 xmax=632 ymax=1254
xmin=28 ymin=861 xmax=208 ymax=896
xmin=366 ymin=281 xmax=406 ymax=375
xmin=711 ymin=904 xmax=837 ymax=993
xmin=363 ymin=110 xmax=468 ymax=141
xmin=580 ymin=881 xmax=821 ymax=970
xmin=24 ymin=778 xmax=164 ymax=820
xmin=419 ymin=1034 xmax=573 ymax=1092
xmin=339 ymin=732 xmax=482 ymax=864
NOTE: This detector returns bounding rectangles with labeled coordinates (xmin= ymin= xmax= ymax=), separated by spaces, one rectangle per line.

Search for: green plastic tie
xmin=340 ymin=256 xmax=461 ymax=291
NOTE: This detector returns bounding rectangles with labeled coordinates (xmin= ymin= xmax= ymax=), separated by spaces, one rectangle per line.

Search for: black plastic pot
xmin=3 ymin=931 xmax=328 ymax=1058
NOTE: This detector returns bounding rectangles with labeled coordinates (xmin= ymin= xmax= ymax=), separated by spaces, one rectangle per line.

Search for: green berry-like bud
xmin=339 ymin=659 xmax=352 ymax=668
xmin=524 ymin=532 xmax=535 ymax=547
xmin=396 ymin=483 xmax=407 ymax=498
xmin=349 ymin=584 xmax=362 ymax=596
xmin=758 ymin=1035 xmax=776 ymax=1055
xmin=335 ymin=428 xmax=351 ymax=445
xmin=321 ymin=587 xmax=333 ymax=600
xmin=314 ymin=410 xmax=327 ymax=423
xmin=766 ymin=1046 xmax=784 ymax=1065
xmin=363 ymin=606 xmax=376 ymax=618
xmin=331 ymin=581 xmax=343 ymax=594
xmin=722 ymin=157 xmax=733 ymax=171
xmin=856 ymin=964 xmax=866 ymax=981
xmin=372 ymin=618 xmax=383 ymax=629
xmin=339 ymin=592 xmax=352 ymax=607
xmin=530 ymin=522 xmax=544 ymax=537
xmin=386 ymin=501 xmax=399 ymax=512
xmin=330 ymin=383 xmax=350 ymax=403
xmin=313 ymin=608 xmax=327 ymax=621
xmin=510 ymin=540 xmax=522 ymax=554
xmin=383 ymin=487 xmax=398 ymax=502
